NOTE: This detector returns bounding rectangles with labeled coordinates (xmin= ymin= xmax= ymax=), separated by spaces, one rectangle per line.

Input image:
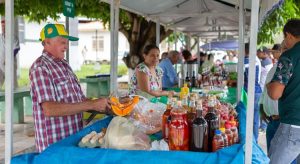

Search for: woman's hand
xmin=162 ymin=91 xmax=175 ymax=97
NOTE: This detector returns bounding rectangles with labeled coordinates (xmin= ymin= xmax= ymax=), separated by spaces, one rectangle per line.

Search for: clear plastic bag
xmin=128 ymin=98 xmax=166 ymax=134
xmin=103 ymin=116 xmax=150 ymax=150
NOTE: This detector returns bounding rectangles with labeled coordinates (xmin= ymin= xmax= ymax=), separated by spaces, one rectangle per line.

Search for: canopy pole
xmin=237 ymin=0 xmax=245 ymax=102
xmin=245 ymin=0 xmax=260 ymax=163
xmin=156 ymin=19 xmax=160 ymax=47
xmin=5 ymin=0 xmax=14 ymax=163
xmin=174 ymin=28 xmax=177 ymax=51
xmin=197 ymin=37 xmax=200 ymax=64
xmin=66 ymin=17 xmax=70 ymax=63
xmin=110 ymin=0 xmax=119 ymax=94
xmin=186 ymin=33 xmax=191 ymax=50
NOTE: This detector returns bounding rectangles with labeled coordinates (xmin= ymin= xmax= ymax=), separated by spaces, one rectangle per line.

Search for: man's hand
xmin=91 ymin=98 xmax=112 ymax=114
xmin=259 ymin=104 xmax=269 ymax=123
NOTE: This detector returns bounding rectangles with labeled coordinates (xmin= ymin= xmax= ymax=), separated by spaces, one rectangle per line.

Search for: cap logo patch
xmin=47 ymin=28 xmax=53 ymax=34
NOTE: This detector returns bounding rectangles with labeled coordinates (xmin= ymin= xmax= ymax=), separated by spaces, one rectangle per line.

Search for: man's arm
xmin=42 ymin=98 xmax=110 ymax=117
xmin=267 ymin=55 xmax=292 ymax=100
xmin=267 ymin=82 xmax=285 ymax=100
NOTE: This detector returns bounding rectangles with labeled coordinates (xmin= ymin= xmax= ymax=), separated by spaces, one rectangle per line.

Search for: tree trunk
xmin=120 ymin=12 xmax=172 ymax=69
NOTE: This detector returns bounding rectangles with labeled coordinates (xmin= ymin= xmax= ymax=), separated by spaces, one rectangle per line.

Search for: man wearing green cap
xmin=29 ymin=23 xmax=111 ymax=152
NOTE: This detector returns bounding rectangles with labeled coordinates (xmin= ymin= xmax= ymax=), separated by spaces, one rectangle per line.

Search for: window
xmin=92 ymin=35 xmax=104 ymax=51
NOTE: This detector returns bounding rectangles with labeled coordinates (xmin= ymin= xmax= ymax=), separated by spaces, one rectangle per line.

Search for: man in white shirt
xmin=260 ymin=44 xmax=284 ymax=153
xmin=258 ymin=47 xmax=273 ymax=91
xmin=0 ymin=17 xmax=20 ymax=88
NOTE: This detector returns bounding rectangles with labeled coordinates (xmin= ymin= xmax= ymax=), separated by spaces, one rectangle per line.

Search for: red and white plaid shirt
xmin=30 ymin=51 xmax=85 ymax=152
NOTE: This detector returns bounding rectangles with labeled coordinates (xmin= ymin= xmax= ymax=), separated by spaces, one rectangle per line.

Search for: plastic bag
xmin=103 ymin=116 xmax=150 ymax=150
xmin=128 ymin=98 xmax=166 ymax=134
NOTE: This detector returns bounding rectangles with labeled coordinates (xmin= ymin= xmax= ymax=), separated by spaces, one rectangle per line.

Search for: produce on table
xmin=78 ymin=129 xmax=106 ymax=148
xmin=110 ymin=96 xmax=139 ymax=116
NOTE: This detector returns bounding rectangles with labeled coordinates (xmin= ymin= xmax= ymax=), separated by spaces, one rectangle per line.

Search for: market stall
xmin=11 ymin=101 xmax=268 ymax=164
xmin=2 ymin=0 xmax=283 ymax=163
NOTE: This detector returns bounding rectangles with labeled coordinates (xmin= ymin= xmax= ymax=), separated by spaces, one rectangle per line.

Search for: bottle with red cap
xmin=229 ymin=115 xmax=237 ymax=127
xmin=225 ymin=123 xmax=233 ymax=146
xmin=226 ymin=120 xmax=239 ymax=144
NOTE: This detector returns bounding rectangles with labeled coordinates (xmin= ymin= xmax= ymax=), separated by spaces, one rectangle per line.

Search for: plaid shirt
xmin=30 ymin=51 xmax=85 ymax=152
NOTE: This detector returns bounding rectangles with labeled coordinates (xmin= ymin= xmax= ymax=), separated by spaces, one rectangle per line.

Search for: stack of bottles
xmin=162 ymin=94 xmax=239 ymax=152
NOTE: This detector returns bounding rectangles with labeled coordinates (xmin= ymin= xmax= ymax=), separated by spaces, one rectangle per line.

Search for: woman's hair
xmin=143 ymin=44 xmax=159 ymax=55
xmin=182 ymin=49 xmax=192 ymax=60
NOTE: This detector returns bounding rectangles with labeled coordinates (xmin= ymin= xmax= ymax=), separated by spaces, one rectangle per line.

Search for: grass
xmin=18 ymin=64 xmax=128 ymax=88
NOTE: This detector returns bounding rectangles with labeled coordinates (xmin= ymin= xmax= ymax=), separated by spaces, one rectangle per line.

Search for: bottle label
xmin=165 ymin=126 xmax=169 ymax=139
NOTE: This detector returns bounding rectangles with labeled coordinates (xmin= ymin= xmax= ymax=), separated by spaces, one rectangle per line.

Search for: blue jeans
xmin=266 ymin=119 xmax=280 ymax=151
xmin=269 ymin=123 xmax=300 ymax=164
xmin=253 ymin=93 xmax=261 ymax=142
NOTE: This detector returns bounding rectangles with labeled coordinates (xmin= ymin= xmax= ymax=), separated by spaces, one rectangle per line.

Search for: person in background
xmin=160 ymin=52 xmax=168 ymax=62
xmin=257 ymin=46 xmax=273 ymax=90
xmin=199 ymin=52 xmax=207 ymax=67
xmin=0 ymin=16 xmax=20 ymax=88
xmin=129 ymin=44 xmax=174 ymax=97
xmin=267 ymin=19 xmax=300 ymax=164
xmin=29 ymin=23 xmax=111 ymax=152
xmin=259 ymin=42 xmax=286 ymax=153
xmin=244 ymin=43 xmax=262 ymax=142
xmin=182 ymin=49 xmax=197 ymax=64
xmin=159 ymin=50 xmax=180 ymax=89
xmin=257 ymin=46 xmax=273 ymax=133
xmin=199 ymin=53 xmax=214 ymax=74
xmin=231 ymin=51 xmax=238 ymax=63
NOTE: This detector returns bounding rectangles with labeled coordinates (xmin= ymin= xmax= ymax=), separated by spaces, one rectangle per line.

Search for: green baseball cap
xmin=40 ymin=23 xmax=79 ymax=41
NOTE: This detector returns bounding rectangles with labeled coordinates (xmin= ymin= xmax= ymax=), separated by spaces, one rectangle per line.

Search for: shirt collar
xmin=42 ymin=50 xmax=66 ymax=63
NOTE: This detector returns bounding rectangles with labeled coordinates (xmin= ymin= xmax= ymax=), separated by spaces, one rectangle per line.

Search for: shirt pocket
xmin=53 ymin=76 xmax=71 ymax=100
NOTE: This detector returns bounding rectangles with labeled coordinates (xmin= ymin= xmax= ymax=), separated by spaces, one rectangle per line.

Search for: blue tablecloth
xmin=12 ymin=102 xmax=269 ymax=164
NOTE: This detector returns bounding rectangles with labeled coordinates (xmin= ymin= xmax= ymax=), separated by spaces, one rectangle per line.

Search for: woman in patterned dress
xmin=129 ymin=44 xmax=174 ymax=97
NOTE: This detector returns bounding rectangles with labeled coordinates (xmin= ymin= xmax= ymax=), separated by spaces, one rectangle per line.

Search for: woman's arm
xmin=136 ymin=70 xmax=171 ymax=97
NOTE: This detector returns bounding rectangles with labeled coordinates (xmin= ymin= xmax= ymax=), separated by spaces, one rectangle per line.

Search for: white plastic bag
xmin=103 ymin=116 xmax=150 ymax=150
xmin=128 ymin=98 xmax=166 ymax=134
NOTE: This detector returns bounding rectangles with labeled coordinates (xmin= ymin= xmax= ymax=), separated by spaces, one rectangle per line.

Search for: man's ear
xmin=286 ymin=32 xmax=294 ymax=40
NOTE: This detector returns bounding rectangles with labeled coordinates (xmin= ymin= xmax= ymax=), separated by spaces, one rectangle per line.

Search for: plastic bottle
xmin=180 ymin=83 xmax=190 ymax=100
xmin=191 ymin=71 xmax=196 ymax=88
xmin=190 ymin=100 xmax=207 ymax=152
xmin=169 ymin=101 xmax=189 ymax=151
xmin=204 ymin=96 xmax=219 ymax=152
xmin=226 ymin=120 xmax=238 ymax=144
xmin=225 ymin=123 xmax=233 ymax=146
xmin=231 ymin=124 xmax=239 ymax=144
xmin=185 ymin=71 xmax=190 ymax=87
xmin=212 ymin=130 xmax=224 ymax=152
xmin=187 ymin=97 xmax=196 ymax=123
xmin=229 ymin=115 xmax=237 ymax=127
xmin=219 ymin=128 xmax=228 ymax=147
xmin=162 ymin=97 xmax=174 ymax=141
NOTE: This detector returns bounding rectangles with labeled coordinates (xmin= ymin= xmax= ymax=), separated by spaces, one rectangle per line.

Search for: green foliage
xmin=18 ymin=64 xmax=128 ymax=88
xmin=0 ymin=0 xmax=128 ymax=27
xmin=228 ymin=72 xmax=238 ymax=81
xmin=258 ymin=0 xmax=300 ymax=44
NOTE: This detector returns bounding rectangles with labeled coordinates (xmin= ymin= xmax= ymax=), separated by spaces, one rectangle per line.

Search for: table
xmin=0 ymin=88 xmax=31 ymax=123
xmin=11 ymin=102 xmax=269 ymax=164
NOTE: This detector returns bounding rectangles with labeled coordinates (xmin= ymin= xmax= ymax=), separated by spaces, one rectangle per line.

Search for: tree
xmin=166 ymin=32 xmax=199 ymax=51
xmin=258 ymin=0 xmax=300 ymax=44
xmin=0 ymin=0 xmax=172 ymax=69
